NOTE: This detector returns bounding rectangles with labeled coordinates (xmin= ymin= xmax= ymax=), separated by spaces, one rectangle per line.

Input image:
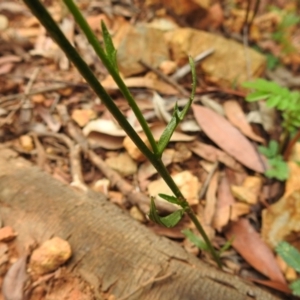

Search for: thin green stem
xmin=62 ymin=0 xmax=158 ymax=154
xmin=23 ymin=0 xmax=220 ymax=267
xmin=22 ymin=0 xmax=152 ymax=160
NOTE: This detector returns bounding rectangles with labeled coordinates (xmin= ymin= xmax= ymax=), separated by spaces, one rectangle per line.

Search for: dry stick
xmin=0 ymin=83 xmax=70 ymax=105
xmin=139 ymin=59 xmax=189 ymax=97
xmin=87 ymin=150 xmax=177 ymax=213
xmin=118 ymin=272 xmax=174 ymax=300
xmin=198 ymin=161 xmax=219 ymax=200
xmin=171 ymin=49 xmax=215 ymax=81
xmin=33 ymin=131 xmax=87 ymax=191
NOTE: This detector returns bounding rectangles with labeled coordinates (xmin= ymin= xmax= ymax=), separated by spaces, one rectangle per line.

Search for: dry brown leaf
xmin=190 ymin=141 xmax=244 ymax=172
xmin=225 ymin=218 xmax=286 ymax=284
xmin=87 ymin=132 xmax=124 ymax=150
xmin=2 ymin=255 xmax=28 ymax=300
xmin=223 ymin=100 xmax=264 ymax=143
xmin=192 ymin=105 xmax=265 ymax=173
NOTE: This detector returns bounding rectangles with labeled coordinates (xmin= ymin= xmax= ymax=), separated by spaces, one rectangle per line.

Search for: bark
xmin=0 ymin=148 xmax=280 ymax=300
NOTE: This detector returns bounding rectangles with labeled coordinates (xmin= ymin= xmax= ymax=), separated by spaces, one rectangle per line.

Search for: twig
xmin=118 ymin=272 xmax=174 ymax=300
xmin=0 ymin=84 xmax=70 ymax=105
xmin=139 ymin=59 xmax=189 ymax=96
xmin=87 ymin=150 xmax=177 ymax=213
xmin=171 ymin=49 xmax=215 ymax=81
xmin=32 ymin=131 xmax=87 ymax=191
xmin=199 ymin=161 xmax=219 ymax=200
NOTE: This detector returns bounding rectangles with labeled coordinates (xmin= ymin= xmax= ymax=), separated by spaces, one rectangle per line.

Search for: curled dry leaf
xmin=225 ymin=218 xmax=286 ymax=285
xmin=152 ymin=92 xmax=172 ymax=123
xmin=192 ymin=105 xmax=265 ymax=173
xmin=2 ymin=255 xmax=28 ymax=300
xmin=223 ymin=100 xmax=264 ymax=143
xmin=83 ymin=119 xmax=126 ymax=137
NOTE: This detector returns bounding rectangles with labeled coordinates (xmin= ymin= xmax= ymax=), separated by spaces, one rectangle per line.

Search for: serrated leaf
xmin=290 ymin=280 xmax=300 ymax=296
xmin=182 ymin=229 xmax=208 ymax=251
xmin=276 ymin=241 xmax=300 ymax=272
xmin=158 ymin=193 xmax=181 ymax=205
xmin=149 ymin=198 xmax=184 ymax=228
xmin=101 ymin=21 xmax=118 ymax=70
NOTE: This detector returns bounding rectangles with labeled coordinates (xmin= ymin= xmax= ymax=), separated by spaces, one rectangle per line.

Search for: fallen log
xmin=0 ymin=148 xmax=280 ymax=299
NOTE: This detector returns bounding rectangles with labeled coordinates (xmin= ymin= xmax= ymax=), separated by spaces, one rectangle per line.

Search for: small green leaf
xmin=158 ymin=193 xmax=181 ymax=205
xmin=269 ymin=140 xmax=279 ymax=157
xmin=149 ymin=198 xmax=184 ymax=228
xmin=101 ymin=21 xmax=118 ymax=70
xmin=246 ymin=91 xmax=271 ymax=102
xmin=276 ymin=241 xmax=300 ymax=272
xmin=258 ymin=145 xmax=272 ymax=158
xmin=266 ymin=95 xmax=282 ymax=107
xmin=219 ymin=237 xmax=234 ymax=255
xmin=157 ymin=105 xmax=180 ymax=155
xmin=182 ymin=229 xmax=209 ymax=251
xmin=290 ymin=279 xmax=300 ymax=296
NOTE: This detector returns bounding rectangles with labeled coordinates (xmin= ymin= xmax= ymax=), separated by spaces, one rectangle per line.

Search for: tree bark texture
xmin=0 ymin=148 xmax=280 ymax=300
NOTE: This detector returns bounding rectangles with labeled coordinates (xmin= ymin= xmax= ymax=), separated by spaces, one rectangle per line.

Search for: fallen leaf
xmin=87 ymin=132 xmax=124 ymax=150
xmin=190 ymin=141 xmax=244 ymax=172
xmin=225 ymin=218 xmax=286 ymax=284
xmin=83 ymin=119 xmax=126 ymax=137
xmin=223 ymin=100 xmax=264 ymax=143
xmin=152 ymin=92 xmax=172 ymax=123
xmin=192 ymin=105 xmax=265 ymax=172
xmin=2 ymin=255 xmax=28 ymax=300
xmin=71 ymin=109 xmax=96 ymax=127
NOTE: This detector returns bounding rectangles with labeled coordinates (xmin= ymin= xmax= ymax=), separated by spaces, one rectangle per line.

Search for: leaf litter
xmin=1 ymin=0 xmax=300 ymax=298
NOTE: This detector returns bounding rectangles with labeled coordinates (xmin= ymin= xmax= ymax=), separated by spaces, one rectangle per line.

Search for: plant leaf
xmin=101 ymin=21 xmax=118 ymax=70
xmin=276 ymin=241 xmax=300 ymax=272
xmin=246 ymin=91 xmax=271 ymax=102
xmin=182 ymin=229 xmax=208 ymax=251
xmin=290 ymin=279 xmax=300 ymax=296
xmin=149 ymin=198 xmax=184 ymax=228
xmin=158 ymin=193 xmax=181 ymax=205
xmin=156 ymin=57 xmax=196 ymax=155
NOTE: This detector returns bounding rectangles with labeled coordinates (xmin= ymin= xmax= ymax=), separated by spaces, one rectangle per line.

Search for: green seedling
xmin=23 ymin=0 xmax=222 ymax=267
xmin=276 ymin=241 xmax=300 ymax=296
xmin=243 ymin=79 xmax=300 ymax=179
xmin=258 ymin=140 xmax=289 ymax=181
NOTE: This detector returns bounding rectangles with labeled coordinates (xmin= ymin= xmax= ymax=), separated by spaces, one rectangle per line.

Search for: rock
xmin=0 ymin=226 xmax=17 ymax=242
xmin=115 ymin=24 xmax=170 ymax=77
xmin=166 ymin=28 xmax=266 ymax=87
xmin=105 ymin=152 xmax=137 ymax=177
xmin=29 ymin=237 xmax=72 ymax=275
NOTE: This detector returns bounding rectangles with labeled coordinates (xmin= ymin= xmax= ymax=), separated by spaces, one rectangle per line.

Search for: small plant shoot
xmin=276 ymin=241 xmax=300 ymax=296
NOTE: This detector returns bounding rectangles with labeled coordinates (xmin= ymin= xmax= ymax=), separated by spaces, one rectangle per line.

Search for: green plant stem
xmin=62 ymin=0 xmax=158 ymax=154
xmin=22 ymin=0 xmax=153 ymax=160
xmin=23 ymin=0 xmax=221 ymax=268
